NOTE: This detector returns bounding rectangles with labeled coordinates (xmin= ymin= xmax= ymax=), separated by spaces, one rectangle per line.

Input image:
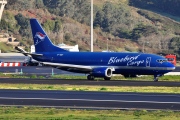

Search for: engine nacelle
xmin=91 ymin=67 xmax=113 ymax=78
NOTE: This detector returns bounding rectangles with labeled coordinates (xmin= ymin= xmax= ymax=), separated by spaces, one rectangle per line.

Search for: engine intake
xmin=91 ymin=67 xmax=113 ymax=78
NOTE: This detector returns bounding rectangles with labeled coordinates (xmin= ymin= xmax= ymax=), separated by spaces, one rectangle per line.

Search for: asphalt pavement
xmin=0 ymin=89 xmax=179 ymax=110
xmin=0 ymin=66 xmax=85 ymax=76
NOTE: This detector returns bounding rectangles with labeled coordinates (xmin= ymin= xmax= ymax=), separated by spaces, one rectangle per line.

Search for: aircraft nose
xmin=166 ymin=62 xmax=176 ymax=71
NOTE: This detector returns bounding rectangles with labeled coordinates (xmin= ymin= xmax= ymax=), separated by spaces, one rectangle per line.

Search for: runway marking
xmin=1 ymin=90 xmax=180 ymax=98
xmin=15 ymin=91 xmax=180 ymax=98
xmin=0 ymin=97 xmax=179 ymax=104
xmin=4 ymin=90 xmax=179 ymax=97
xmin=110 ymin=93 xmax=180 ymax=97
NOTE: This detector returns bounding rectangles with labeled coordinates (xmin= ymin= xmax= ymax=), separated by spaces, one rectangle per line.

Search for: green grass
xmin=0 ymin=107 xmax=179 ymax=120
xmin=1 ymin=73 xmax=180 ymax=82
xmin=0 ymin=83 xmax=179 ymax=93
xmin=0 ymin=42 xmax=13 ymax=53
xmin=160 ymin=75 xmax=180 ymax=81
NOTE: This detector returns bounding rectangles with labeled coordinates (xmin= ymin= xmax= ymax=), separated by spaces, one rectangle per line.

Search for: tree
xmin=35 ymin=0 xmax=44 ymax=8
xmin=15 ymin=13 xmax=29 ymax=29
xmin=169 ymin=37 xmax=180 ymax=51
xmin=0 ymin=19 xmax=8 ymax=30
xmin=64 ymin=33 xmax=71 ymax=41
xmin=53 ymin=19 xmax=62 ymax=32
xmin=42 ymin=19 xmax=55 ymax=32
xmin=15 ymin=13 xmax=30 ymax=36
xmin=94 ymin=10 xmax=104 ymax=28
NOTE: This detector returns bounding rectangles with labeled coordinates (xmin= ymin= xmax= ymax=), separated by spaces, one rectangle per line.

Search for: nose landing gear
xmin=154 ymin=76 xmax=158 ymax=82
xmin=154 ymin=74 xmax=163 ymax=82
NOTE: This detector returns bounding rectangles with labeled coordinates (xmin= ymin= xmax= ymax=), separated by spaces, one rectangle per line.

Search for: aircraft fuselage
xmin=32 ymin=52 xmax=174 ymax=75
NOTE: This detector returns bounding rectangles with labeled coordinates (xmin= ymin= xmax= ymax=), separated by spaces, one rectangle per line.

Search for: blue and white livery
xmin=23 ymin=18 xmax=176 ymax=81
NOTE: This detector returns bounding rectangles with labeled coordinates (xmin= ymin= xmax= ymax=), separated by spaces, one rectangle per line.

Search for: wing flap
xmin=43 ymin=62 xmax=93 ymax=72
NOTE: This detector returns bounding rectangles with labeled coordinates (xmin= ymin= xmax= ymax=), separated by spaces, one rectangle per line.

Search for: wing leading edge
xmin=42 ymin=62 xmax=93 ymax=73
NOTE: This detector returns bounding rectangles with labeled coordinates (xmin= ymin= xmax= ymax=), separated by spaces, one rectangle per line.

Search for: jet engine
xmin=91 ymin=67 xmax=113 ymax=78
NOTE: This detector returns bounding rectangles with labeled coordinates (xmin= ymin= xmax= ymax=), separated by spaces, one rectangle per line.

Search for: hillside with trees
xmin=0 ymin=0 xmax=180 ymax=59
xmin=129 ymin=0 xmax=180 ymax=20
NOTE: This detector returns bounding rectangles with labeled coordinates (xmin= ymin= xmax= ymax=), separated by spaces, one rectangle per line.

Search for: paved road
xmin=0 ymin=89 xmax=179 ymax=110
xmin=0 ymin=55 xmax=26 ymax=62
xmin=0 ymin=66 xmax=84 ymax=76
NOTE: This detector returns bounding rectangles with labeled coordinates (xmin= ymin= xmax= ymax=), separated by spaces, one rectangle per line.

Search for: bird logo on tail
xmin=34 ymin=32 xmax=46 ymax=46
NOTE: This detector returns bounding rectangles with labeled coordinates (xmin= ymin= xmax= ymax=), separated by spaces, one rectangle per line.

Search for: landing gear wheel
xmin=123 ymin=74 xmax=137 ymax=78
xmin=154 ymin=75 xmax=159 ymax=82
xmin=123 ymin=74 xmax=129 ymax=78
xmin=87 ymin=75 xmax=95 ymax=80
xmin=104 ymin=77 xmax=111 ymax=80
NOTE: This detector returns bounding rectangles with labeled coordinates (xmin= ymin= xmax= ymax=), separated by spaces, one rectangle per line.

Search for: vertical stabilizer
xmin=30 ymin=18 xmax=68 ymax=52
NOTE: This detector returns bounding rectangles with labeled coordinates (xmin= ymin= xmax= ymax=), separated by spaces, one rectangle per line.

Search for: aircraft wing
xmin=29 ymin=53 xmax=43 ymax=56
xmin=20 ymin=52 xmax=43 ymax=56
xmin=42 ymin=62 xmax=93 ymax=73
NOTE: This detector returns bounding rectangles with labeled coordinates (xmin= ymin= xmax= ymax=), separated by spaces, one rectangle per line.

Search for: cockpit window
xmin=156 ymin=59 xmax=168 ymax=63
xmin=167 ymin=58 xmax=174 ymax=61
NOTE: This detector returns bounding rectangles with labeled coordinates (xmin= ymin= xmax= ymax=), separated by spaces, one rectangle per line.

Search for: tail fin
xmin=30 ymin=18 xmax=68 ymax=52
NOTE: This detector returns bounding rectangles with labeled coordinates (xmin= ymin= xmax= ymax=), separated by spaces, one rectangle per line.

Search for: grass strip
xmin=1 ymin=73 xmax=180 ymax=82
xmin=0 ymin=107 xmax=179 ymax=120
xmin=0 ymin=83 xmax=179 ymax=93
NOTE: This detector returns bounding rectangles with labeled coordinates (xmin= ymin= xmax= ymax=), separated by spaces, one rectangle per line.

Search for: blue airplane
xmin=17 ymin=18 xmax=176 ymax=81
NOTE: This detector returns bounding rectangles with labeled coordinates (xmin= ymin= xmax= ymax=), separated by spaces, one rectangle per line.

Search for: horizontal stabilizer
xmin=15 ymin=46 xmax=43 ymax=56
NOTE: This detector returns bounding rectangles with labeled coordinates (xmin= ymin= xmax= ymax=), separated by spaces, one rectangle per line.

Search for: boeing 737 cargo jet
xmin=16 ymin=18 xmax=175 ymax=81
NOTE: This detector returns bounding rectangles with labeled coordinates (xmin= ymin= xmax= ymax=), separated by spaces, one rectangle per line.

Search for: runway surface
xmin=0 ymin=89 xmax=179 ymax=110
xmin=0 ymin=54 xmax=26 ymax=62
xmin=0 ymin=78 xmax=180 ymax=87
xmin=0 ymin=66 xmax=78 ymax=75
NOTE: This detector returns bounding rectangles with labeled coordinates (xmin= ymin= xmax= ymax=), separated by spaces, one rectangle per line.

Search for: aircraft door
xmin=146 ymin=57 xmax=151 ymax=67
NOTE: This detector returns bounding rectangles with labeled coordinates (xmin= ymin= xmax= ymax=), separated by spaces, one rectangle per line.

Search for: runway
xmin=0 ymin=60 xmax=179 ymax=110
xmin=0 ymin=89 xmax=179 ymax=110
xmin=0 ymin=66 xmax=78 ymax=75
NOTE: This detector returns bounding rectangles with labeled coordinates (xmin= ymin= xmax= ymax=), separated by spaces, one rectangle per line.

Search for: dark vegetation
xmin=0 ymin=0 xmax=180 ymax=59
xmin=129 ymin=0 xmax=180 ymax=17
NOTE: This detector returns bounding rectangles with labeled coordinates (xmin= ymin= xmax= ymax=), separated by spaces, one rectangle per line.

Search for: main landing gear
xmin=104 ymin=77 xmax=111 ymax=80
xmin=87 ymin=75 xmax=94 ymax=80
